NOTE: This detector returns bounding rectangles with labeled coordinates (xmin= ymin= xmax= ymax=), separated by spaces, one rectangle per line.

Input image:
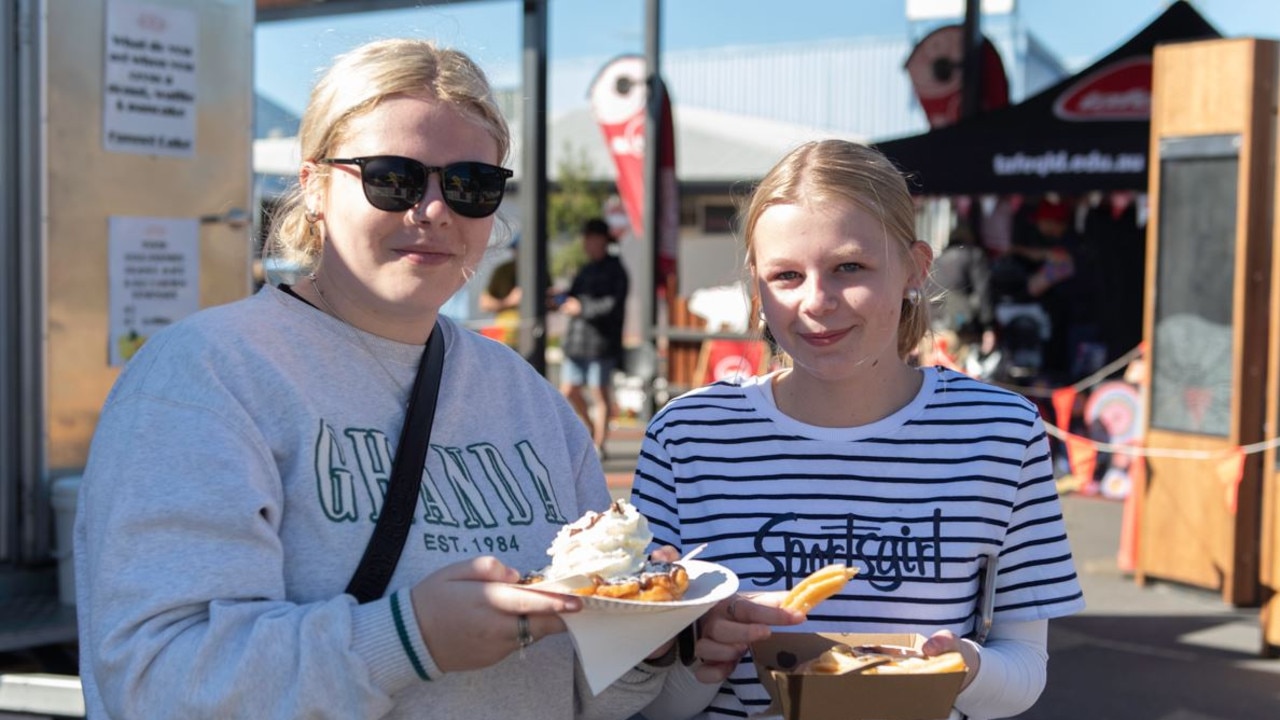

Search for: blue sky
xmin=255 ymin=0 xmax=1280 ymax=117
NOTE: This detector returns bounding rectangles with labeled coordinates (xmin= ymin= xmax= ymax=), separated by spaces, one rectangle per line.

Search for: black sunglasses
xmin=319 ymin=155 xmax=513 ymax=218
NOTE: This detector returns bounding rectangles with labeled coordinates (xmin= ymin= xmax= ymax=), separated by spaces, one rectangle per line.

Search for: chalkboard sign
xmin=1149 ymin=136 xmax=1239 ymax=437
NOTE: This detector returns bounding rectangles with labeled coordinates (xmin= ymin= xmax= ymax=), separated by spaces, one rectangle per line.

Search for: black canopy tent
xmin=876 ymin=1 xmax=1219 ymax=197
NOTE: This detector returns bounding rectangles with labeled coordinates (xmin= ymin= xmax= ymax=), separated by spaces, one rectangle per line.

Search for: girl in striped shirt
xmin=634 ymin=140 xmax=1085 ymax=720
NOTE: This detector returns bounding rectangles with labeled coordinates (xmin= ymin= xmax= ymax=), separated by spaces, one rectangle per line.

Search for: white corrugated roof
xmin=539 ymin=105 xmax=864 ymax=184
xmin=253 ymin=104 xmax=862 ymax=185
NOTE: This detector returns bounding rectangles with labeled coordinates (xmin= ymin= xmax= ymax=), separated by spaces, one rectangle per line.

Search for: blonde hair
xmin=743 ymin=139 xmax=930 ymax=359
xmin=267 ymin=39 xmax=510 ymax=271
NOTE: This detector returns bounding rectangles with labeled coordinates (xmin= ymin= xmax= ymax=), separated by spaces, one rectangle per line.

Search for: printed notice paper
xmin=108 ymin=216 xmax=200 ymax=366
xmin=103 ymin=1 xmax=198 ymax=157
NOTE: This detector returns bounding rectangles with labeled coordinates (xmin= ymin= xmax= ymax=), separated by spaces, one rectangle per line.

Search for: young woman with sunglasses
xmin=76 ymin=39 xmax=669 ymax=719
xmin=632 ymin=140 xmax=1085 ymax=720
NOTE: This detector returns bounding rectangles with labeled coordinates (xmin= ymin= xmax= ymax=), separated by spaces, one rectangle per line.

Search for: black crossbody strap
xmin=346 ymin=323 xmax=445 ymax=604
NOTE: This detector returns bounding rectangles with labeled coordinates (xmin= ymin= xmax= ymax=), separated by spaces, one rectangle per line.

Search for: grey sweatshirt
xmin=74 ymin=285 xmax=664 ymax=719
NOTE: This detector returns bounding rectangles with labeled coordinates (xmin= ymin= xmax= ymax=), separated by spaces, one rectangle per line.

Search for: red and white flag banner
xmin=589 ymin=54 xmax=678 ymax=297
xmin=904 ymin=24 xmax=1009 ymax=129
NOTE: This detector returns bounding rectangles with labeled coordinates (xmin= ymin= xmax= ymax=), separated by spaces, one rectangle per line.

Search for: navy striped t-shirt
xmin=631 ymin=366 xmax=1085 ymax=718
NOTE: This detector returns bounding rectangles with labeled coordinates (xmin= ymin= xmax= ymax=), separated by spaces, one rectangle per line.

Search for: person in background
xmin=74 ymin=39 xmax=671 ymax=720
xmin=632 ymin=140 xmax=1085 ymax=720
xmin=930 ymin=224 xmax=995 ymax=344
xmin=1010 ymin=197 xmax=1078 ymax=381
xmin=928 ymin=222 xmax=997 ymax=371
xmin=479 ymin=236 xmax=521 ymax=349
xmin=1085 ymin=192 xmax=1146 ymax=365
xmin=555 ymin=217 xmax=629 ymax=459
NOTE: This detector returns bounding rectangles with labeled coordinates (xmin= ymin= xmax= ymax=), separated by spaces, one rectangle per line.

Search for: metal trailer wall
xmin=1 ymin=0 xmax=48 ymax=570
xmin=1 ymin=0 xmax=254 ymax=573
xmin=0 ymin=0 xmax=13 ymax=568
xmin=45 ymin=0 xmax=255 ymax=474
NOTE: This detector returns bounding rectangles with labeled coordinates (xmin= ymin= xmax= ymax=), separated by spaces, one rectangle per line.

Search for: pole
xmin=960 ymin=0 xmax=984 ymax=238
xmin=640 ymin=0 xmax=662 ymax=418
xmin=960 ymin=0 xmax=983 ymax=121
xmin=519 ymin=0 xmax=548 ymax=375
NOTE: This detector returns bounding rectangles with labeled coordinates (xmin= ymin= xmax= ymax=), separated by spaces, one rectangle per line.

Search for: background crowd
xmin=927 ymin=192 xmax=1147 ymax=389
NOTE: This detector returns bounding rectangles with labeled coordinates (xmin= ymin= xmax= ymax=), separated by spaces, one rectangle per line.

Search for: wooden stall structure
xmin=1137 ymin=38 xmax=1277 ymax=606
xmin=1263 ymin=49 xmax=1280 ymax=654
xmin=666 ymin=296 xmax=707 ymax=392
xmin=663 ymin=295 xmax=771 ymax=401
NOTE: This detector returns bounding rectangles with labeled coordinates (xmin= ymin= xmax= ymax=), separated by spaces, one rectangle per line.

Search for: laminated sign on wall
xmin=103 ymin=0 xmax=198 ymax=157
xmin=108 ymin=216 xmax=200 ymax=366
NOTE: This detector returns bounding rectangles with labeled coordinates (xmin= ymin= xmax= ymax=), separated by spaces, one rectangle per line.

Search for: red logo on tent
xmin=1053 ymin=57 xmax=1152 ymax=122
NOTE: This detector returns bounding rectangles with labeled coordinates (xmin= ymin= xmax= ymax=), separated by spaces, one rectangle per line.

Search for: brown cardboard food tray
xmin=750 ymin=632 xmax=965 ymax=720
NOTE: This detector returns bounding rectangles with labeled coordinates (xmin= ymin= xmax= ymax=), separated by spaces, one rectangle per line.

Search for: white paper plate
xmin=523 ymin=560 xmax=738 ymax=695
xmin=515 ymin=559 xmax=737 ymax=608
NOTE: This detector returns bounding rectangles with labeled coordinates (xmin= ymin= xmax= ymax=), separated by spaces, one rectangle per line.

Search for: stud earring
xmin=756 ymin=309 xmax=777 ymax=345
xmin=905 ymin=288 xmax=922 ymax=306
xmin=304 ymin=209 xmax=320 ymax=224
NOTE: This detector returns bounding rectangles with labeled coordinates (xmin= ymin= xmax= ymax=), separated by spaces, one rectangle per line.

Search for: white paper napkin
xmin=553 ymin=559 xmax=739 ymax=695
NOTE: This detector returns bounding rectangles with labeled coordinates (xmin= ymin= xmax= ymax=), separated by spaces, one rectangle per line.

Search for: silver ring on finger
xmin=516 ymin=614 xmax=534 ymax=656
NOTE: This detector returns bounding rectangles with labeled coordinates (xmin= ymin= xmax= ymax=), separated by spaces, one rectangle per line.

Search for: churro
xmin=780 ymin=563 xmax=858 ymax=613
xmin=863 ymin=651 xmax=967 ymax=674
xmin=796 ymin=644 xmax=967 ymax=675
